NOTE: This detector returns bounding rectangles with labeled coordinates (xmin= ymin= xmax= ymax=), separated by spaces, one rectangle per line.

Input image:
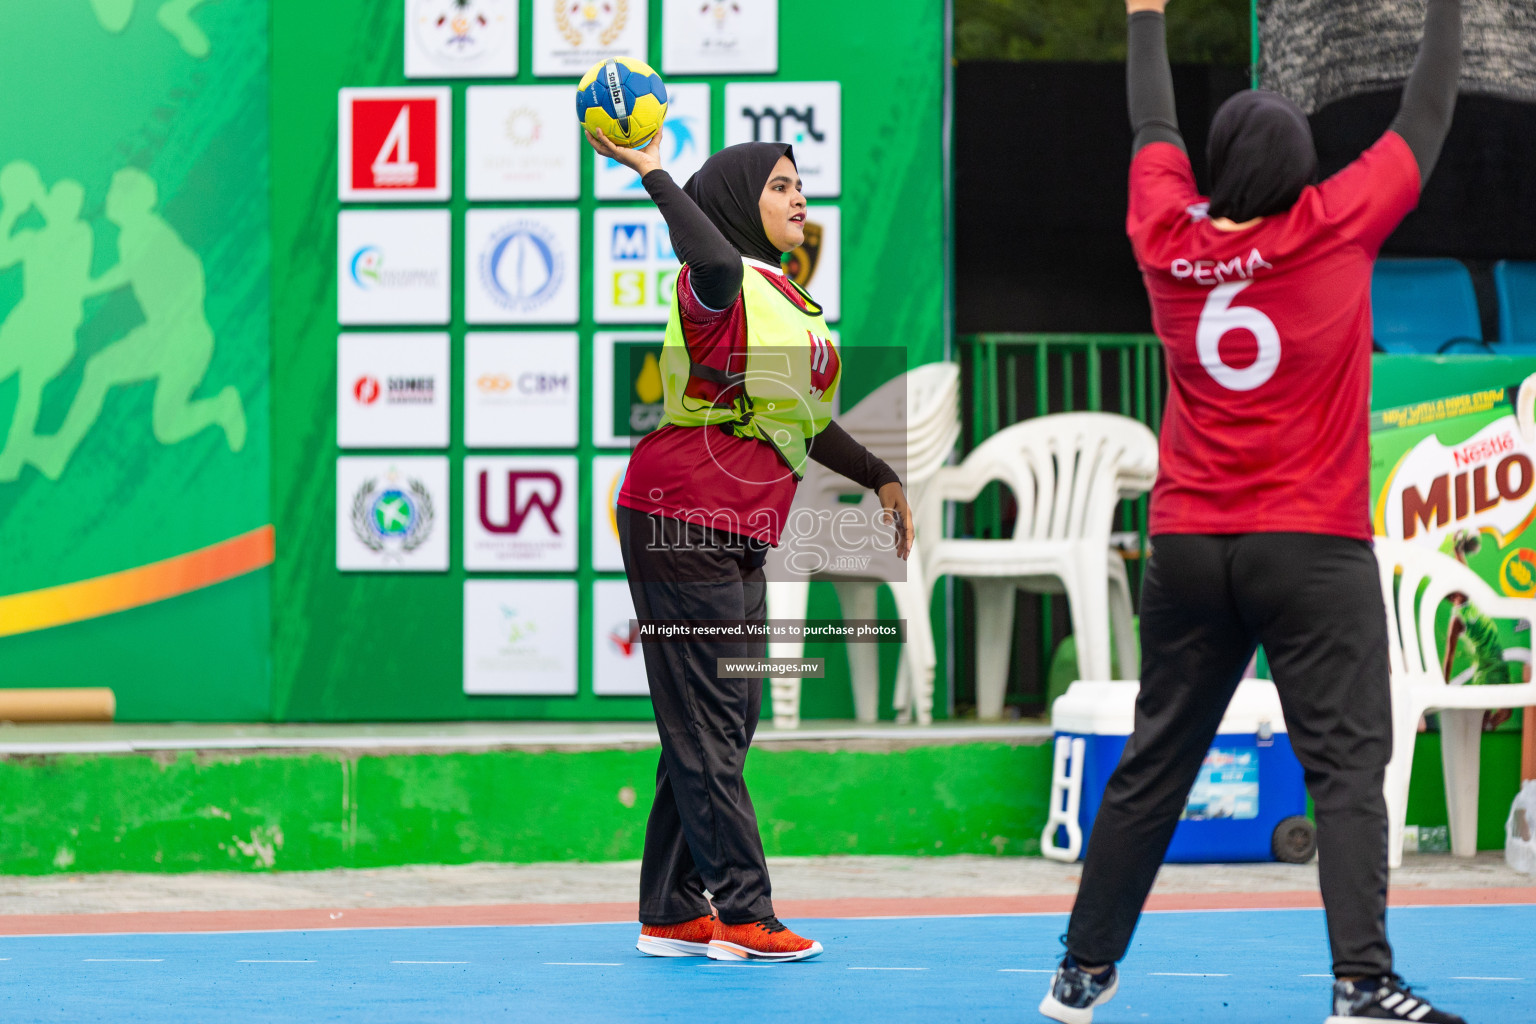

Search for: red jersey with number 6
xmin=1128 ymin=132 xmax=1420 ymax=540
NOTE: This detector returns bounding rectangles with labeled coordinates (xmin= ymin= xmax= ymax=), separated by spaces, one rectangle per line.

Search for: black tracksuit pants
xmin=617 ymin=507 xmax=775 ymax=926
xmin=1066 ymin=533 xmax=1395 ymax=978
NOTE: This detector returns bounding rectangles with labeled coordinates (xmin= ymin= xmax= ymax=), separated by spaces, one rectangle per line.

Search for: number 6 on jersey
xmin=1196 ymin=280 xmax=1281 ymax=392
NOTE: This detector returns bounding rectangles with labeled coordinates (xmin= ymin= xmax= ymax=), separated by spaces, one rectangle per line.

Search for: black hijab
xmin=682 ymin=141 xmax=795 ymax=265
xmin=1207 ymin=90 xmax=1319 ymax=222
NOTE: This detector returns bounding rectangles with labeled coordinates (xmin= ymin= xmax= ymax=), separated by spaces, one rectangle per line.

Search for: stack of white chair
xmin=915 ymin=412 xmax=1158 ymax=719
xmin=765 ymin=363 xmax=961 ymax=729
xmin=1374 ymin=538 xmax=1536 ymax=867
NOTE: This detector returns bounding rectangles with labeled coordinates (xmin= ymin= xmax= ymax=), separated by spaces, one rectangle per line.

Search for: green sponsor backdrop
xmin=269 ymin=0 xmax=949 ymax=720
xmin=0 ymin=1 xmax=272 ymax=719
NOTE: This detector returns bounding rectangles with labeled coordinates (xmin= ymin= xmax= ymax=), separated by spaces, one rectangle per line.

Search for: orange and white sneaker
xmin=707 ymin=916 xmax=823 ymax=962
xmin=636 ymin=914 xmax=716 ymax=957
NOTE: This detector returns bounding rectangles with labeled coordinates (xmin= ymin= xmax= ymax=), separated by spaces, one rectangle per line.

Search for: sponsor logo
xmin=554 ymin=0 xmax=628 ymax=46
xmin=608 ymin=618 xmax=641 ymax=657
xmin=1380 ymin=418 xmax=1536 ymax=544
xmin=353 ymin=376 xmax=381 ymax=404
xmin=477 ymin=470 xmax=563 ymax=535
xmin=738 ymin=104 xmax=826 ymax=145
xmin=604 ymin=115 xmax=700 ymax=193
xmin=1501 ymin=548 xmax=1536 ymax=598
xmin=613 ymin=345 xmax=665 ymax=437
xmin=500 ymin=603 xmax=539 ymax=644
xmin=353 ymin=375 xmax=436 ymax=406
xmin=347 ymin=246 xmax=441 ymax=291
xmin=503 ymin=106 xmax=542 ymax=145
xmin=350 ymin=472 xmax=436 ymax=558
xmin=476 ymin=371 xmax=572 ymax=398
xmin=412 ymin=0 xmax=497 ymax=62
xmin=784 ymin=221 xmax=822 ymax=289
xmin=479 ymin=220 xmax=564 ymax=312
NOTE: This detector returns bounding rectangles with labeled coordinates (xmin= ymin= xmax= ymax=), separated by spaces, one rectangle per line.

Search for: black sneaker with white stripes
xmin=1038 ymin=954 xmax=1119 ymax=1024
xmin=1327 ymin=975 xmax=1468 ymax=1024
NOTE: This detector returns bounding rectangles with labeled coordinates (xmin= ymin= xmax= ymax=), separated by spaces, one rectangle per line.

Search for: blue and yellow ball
xmin=576 ymin=57 xmax=668 ymax=149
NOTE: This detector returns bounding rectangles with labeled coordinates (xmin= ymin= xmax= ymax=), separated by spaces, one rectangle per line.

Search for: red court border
xmin=2 ymin=888 xmax=1533 ymax=937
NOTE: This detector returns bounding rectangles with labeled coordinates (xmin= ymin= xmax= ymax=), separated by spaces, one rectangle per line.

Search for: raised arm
xmin=1390 ymin=0 xmax=1461 ymax=185
xmin=584 ymin=129 xmax=744 ymax=310
xmin=1126 ymin=0 xmax=1185 ymax=155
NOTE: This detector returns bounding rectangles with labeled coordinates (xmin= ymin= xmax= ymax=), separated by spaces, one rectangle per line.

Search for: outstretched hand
xmin=878 ymin=482 xmax=915 ymax=561
xmin=584 ymin=127 xmax=665 ymax=180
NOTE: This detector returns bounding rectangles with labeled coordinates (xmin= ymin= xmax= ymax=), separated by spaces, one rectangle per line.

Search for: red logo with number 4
xmin=348 ymin=97 xmax=439 ymax=192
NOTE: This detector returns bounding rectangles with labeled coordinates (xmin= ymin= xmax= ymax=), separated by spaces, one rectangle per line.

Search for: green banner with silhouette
xmin=0 ymin=0 xmax=272 ymax=719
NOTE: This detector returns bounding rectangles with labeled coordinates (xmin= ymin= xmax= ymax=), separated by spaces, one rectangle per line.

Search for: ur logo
xmin=354 ymin=376 xmax=381 ymax=404
xmin=350 ymin=246 xmax=383 ymax=288
xmin=478 ymin=470 xmax=563 ymax=534
xmin=739 ymin=105 xmax=826 ymax=144
xmin=481 ymin=221 xmax=564 ymax=311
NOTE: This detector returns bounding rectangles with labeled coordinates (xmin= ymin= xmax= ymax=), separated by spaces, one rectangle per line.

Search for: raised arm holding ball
xmin=584 ymin=106 xmax=912 ymax=963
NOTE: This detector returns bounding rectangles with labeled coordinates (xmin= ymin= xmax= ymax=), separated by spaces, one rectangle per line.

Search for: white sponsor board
xmin=594 ymin=83 xmax=710 ymax=200
xmin=339 ymin=87 xmax=451 ymax=202
xmin=403 ymin=0 xmax=519 ymax=78
xmin=464 ymin=456 xmax=579 ymax=571
xmin=337 ymin=210 xmax=451 ymax=325
xmin=466 ymin=85 xmax=581 ymax=200
xmin=592 ymin=579 xmax=649 ymax=695
xmin=591 ymin=454 xmax=630 ymax=570
xmin=464 ymin=579 xmax=578 ymax=695
xmin=464 ymin=332 xmax=579 ymax=448
xmin=465 ymin=208 xmax=580 ymax=324
xmin=592 ymin=331 xmax=666 ymax=447
xmin=724 ymin=82 xmax=841 ymax=197
xmin=337 ymin=332 xmax=450 ymax=449
xmin=793 ymin=205 xmax=841 ymax=323
xmin=593 ymin=207 xmax=678 ymax=324
xmin=532 ymin=0 xmax=648 ymax=78
xmin=336 ymin=456 xmax=449 ymax=571
xmin=662 ymin=0 xmax=777 ymax=75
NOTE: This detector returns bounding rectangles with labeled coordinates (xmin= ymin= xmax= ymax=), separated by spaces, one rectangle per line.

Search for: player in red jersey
xmin=1039 ymin=2 xmax=1468 ymax=1023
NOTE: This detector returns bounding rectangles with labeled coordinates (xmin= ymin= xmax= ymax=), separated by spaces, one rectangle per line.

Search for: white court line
xmin=238 ymin=960 xmax=316 ymax=963
xmin=999 ymin=969 xmax=1056 ymax=973
xmin=83 ymin=959 xmax=163 ymax=963
xmin=1150 ymin=972 xmax=1229 ymax=977
xmin=543 ymin=962 xmax=622 ymax=966
xmin=390 ymin=960 xmax=468 ymax=964
xmin=1451 ymin=976 xmax=1523 ymax=981
xmin=848 ymin=967 xmax=928 ymax=971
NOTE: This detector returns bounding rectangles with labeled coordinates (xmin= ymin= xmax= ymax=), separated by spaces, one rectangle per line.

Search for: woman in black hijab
xmin=1037 ymin=1 xmax=1467 ymax=1023
xmin=585 ymin=129 xmax=914 ymax=963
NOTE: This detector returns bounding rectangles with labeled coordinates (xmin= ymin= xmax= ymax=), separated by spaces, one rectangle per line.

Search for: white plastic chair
xmin=917 ymin=413 xmax=1158 ymax=719
xmin=765 ymin=363 xmax=960 ymax=728
xmin=1374 ymin=538 xmax=1536 ymax=867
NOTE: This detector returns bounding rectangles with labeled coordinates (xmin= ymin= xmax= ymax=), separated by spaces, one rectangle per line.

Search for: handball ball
xmin=576 ymin=57 xmax=668 ymax=149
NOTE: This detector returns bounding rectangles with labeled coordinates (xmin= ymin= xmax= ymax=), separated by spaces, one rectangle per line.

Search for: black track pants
xmin=617 ymin=507 xmax=774 ymax=926
xmin=1065 ymin=533 xmax=1394 ymax=978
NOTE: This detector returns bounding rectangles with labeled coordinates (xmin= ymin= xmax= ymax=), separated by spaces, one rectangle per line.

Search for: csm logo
xmin=478 ymin=469 xmax=563 ymax=535
xmin=738 ymin=105 xmax=826 ymax=144
xmin=481 ymin=221 xmax=564 ymax=311
xmin=610 ymin=223 xmax=674 ymax=262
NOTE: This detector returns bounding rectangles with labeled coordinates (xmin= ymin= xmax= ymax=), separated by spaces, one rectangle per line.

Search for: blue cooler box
xmin=1044 ymin=680 xmax=1312 ymax=863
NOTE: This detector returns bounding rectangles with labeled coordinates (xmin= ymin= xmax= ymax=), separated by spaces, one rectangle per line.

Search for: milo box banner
xmin=1371 ymin=377 xmax=1536 ymax=690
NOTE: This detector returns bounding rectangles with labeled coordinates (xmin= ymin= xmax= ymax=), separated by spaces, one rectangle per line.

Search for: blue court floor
xmin=0 ymin=906 xmax=1530 ymax=1023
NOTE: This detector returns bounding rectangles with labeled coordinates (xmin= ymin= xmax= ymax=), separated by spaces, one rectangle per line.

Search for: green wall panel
xmin=268 ymin=0 xmax=948 ymax=721
xmin=0 ymin=1 xmax=273 ymax=718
